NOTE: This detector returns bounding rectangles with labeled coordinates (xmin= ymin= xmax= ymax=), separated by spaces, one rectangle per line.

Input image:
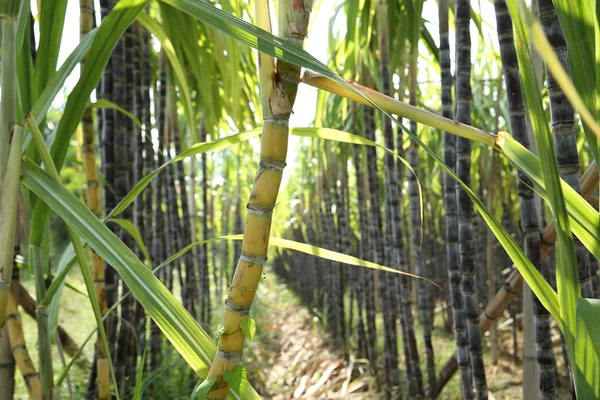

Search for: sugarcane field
xmin=1 ymin=0 xmax=599 ymax=399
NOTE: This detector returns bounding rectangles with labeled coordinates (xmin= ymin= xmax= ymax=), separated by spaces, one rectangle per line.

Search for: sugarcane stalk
xmin=438 ymin=0 xmax=473 ymax=396
xmin=494 ymin=1 xmax=556 ymax=397
xmin=435 ymin=163 xmax=599 ymax=395
xmin=0 ymin=0 xmax=20 ymax=331
xmin=454 ymin=0 xmax=488 ymax=396
xmin=6 ymin=292 xmax=42 ymax=399
xmin=206 ymin=1 xmax=312 ymax=397
xmin=0 ymin=0 xmax=19 ymax=172
xmin=0 ymin=323 xmax=15 ymax=400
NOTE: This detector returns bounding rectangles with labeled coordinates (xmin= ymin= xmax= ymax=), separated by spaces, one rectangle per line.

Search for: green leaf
xmin=499 ymin=134 xmax=600 ymax=258
xmin=49 ymin=0 xmax=150 ymax=173
xmin=34 ymin=0 xmax=67 ymax=97
xmin=20 ymin=159 xmax=260 ymax=400
xmin=88 ymin=99 xmax=142 ymax=128
xmin=507 ymin=0 xmax=579 ymax=363
xmin=106 ymin=128 xmax=260 ymax=219
xmin=239 ymin=319 xmax=256 ymax=342
xmin=191 ymin=376 xmax=217 ymax=400
xmin=574 ymin=298 xmax=600 ymax=399
xmin=111 ymin=218 xmax=151 ymax=264
xmin=163 ymin=234 xmax=440 ymax=289
xmin=27 ymin=28 xmax=97 ymax=131
xmin=551 ymin=0 xmax=599 ymax=165
xmin=223 ymin=366 xmax=246 ymax=395
xmin=47 ymin=244 xmax=77 ymax=339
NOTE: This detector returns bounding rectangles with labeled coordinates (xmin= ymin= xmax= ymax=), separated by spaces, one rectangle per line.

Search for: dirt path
xmin=244 ymin=278 xmax=377 ymax=399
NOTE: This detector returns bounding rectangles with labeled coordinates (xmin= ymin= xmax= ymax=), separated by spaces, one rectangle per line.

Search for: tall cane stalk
xmin=206 ymin=0 xmax=312 ymax=397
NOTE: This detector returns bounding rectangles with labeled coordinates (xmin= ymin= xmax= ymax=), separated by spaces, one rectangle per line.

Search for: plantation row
xmin=1 ymin=0 xmax=600 ymax=399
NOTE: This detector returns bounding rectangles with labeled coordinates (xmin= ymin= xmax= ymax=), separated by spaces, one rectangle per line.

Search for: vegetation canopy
xmin=0 ymin=0 xmax=599 ymax=399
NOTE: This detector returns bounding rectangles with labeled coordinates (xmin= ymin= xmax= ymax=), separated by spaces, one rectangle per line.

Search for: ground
xmin=12 ymin=267 xmax=571 ymax=399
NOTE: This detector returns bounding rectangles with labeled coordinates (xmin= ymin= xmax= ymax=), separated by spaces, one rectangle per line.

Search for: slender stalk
xmin=206 ymin=1 xmax=312 ymax=397
xmin=0 ymin=2 xmax=19 ymax=330
xmin=172 ymin=110 xmax=197 ymax=316
xmin=150 ymin=49 xmax=168 ymax=373
xmin=199 ymin=126 xmax=211 ymax=325
xmin=350 ymin=114 xmax=373 ymax=360
xmin=0 ymin=126 xmax=22 ymax=329
xmin=406 ymin=19 xmax=434 ymax=398
xmin=376 ymin=1 xmax=406 ymax=394
xmin=485 ymin=153 xmax=497 ymax=366
xmin=439 ymin=0 xmax=473 ymax=397
xmin=454 ymin=0 xmax=488 ymax=397
xmin=6 ymin=292 xmax=42 ymax=399
xmin=435 ymin=163 xmax=598 ymax=395
xmin=363 ymin=68 xmax=400 ymax=393
xmin=0 ymin=323 xmax=15 ymax=400
xmin=537 ymin=0 xmax=594 ymax=300
xmin=494 ymin=1 xmax=556 ymax=397
xmin=0 ymin=1 xmax=18 ymax=172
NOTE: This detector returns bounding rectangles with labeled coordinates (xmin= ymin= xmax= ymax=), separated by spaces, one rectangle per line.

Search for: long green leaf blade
xmin=20 ymin=159 xmax=259 ymax=400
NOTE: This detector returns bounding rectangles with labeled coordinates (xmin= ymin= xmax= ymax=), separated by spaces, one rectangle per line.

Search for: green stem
xmin=0 ymin=7 xmax=17 ymax=172
xmin=0 ymin=125 xmax=22 ymax=329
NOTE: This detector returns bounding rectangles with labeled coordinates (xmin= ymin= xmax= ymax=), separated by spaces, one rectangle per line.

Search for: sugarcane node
xmin=228 ymin=284 xmax=258 ymax=292
xmin=224 ymin=299 xmax=251 ymax=315
xmin=10 ymin=343 xmax=25 ymax=352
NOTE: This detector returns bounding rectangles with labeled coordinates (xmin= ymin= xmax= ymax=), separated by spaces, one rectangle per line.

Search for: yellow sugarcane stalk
xmin=205 ymin=1 xmax=312 ymax=398
xmin=79 ymin=0 xmax=109 ymax=397
xmin=6 ymin=293 xmax=42 ymax=400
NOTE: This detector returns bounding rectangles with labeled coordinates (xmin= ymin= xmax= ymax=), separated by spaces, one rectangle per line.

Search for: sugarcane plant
xmin=204 ymin=0 xmax=312 ymax=397
xmin=2 ymin=0 xmax=600 ymax=399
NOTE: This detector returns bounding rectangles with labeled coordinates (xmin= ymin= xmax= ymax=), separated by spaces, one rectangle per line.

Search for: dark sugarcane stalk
xmin=137 ymin=21 xmax=153 ymax=358
xmin=454 ymin=0 xmax=488 ymax=397
xmin=172 ymin=112 xmax=198 ymax=316
xmin=358 ymin=104 xmax=377 ymax=375
xmin=128 ymin=21 xmax=144 ymax=387
xmin=375 ymin=1 xmax=407 ymax=393
xmin=331 ymin=157 xmax=347 ymax=351
xmin=388 ymin=44 xmax=424 ymax=400
xmin=436 ymin=163 xmax=598 ymax=394
xmin=439 ymin=0 xmax=474 ymax=397
xmin=209 ymin=189 xmax=219 ymax=309
xmin=100 ymin=0 xmax=118 ymax=365
xmin=407 ymin=27 xmax=436 ymax=399
xmin=536 ymin=0 xmax=594 ymax=301
xmin=320 ymin=169 xmax=340 ymax=341
xmin=199 ymin=125 xmax=211 ymax=326
xmin=351 ymin=109 xmax=370 ymax=363
xmin=494 ymin=1 xmax=557 ymax=397
xmin=113 ymin=21 xmax=137 ymax=394
xmin=362 ymin=69 xmax=400 ymax=393
xmin=149 ymin=49 xmax=168 ymax=374
xmin=164 ymin=93 xmax=183 ymax=294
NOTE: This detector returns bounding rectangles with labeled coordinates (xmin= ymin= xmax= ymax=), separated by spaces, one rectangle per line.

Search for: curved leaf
xmin=106 ymin=129 xmax=260 ymax=219
xmin=20 ymin=159 xmax=260 ymax=400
